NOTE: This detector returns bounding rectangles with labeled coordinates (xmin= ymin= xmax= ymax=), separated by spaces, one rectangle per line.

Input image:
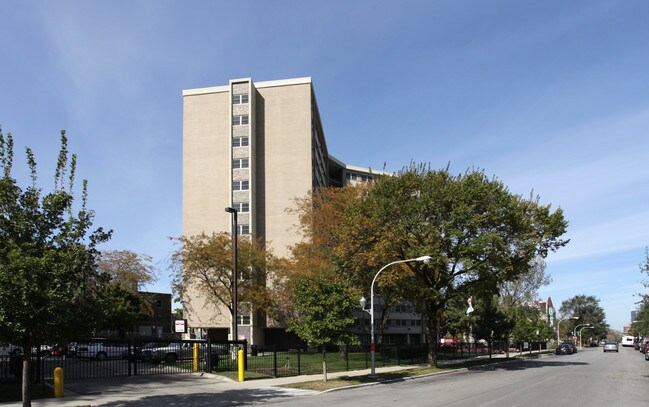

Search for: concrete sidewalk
xmin=4 ymin=353 xmax=523 ymax=406
xmin=9 ymin=365 xmax=414 ymax=407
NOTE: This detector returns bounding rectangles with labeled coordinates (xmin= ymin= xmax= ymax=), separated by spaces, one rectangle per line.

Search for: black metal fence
xmin=1 ymin=339 xmax=540 ymax=383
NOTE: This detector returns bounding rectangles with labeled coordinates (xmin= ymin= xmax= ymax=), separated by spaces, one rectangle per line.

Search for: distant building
xmin=136 ymin=292 xmax=173 ymax=337
xmin=182 ymin=77 xmax=391 ymax=345
xmin=534 ymin=297 xmax=556 ymax=326
xmin=352 ymin=299 xmax=424 ymax=346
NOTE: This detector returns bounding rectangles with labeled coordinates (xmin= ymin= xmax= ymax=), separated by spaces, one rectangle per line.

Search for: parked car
xmin=645 ymin=346 xmax=649 ymax=361
xmin=589 ymin=341 xmax=598 ymax=347
xmin=639 ymin=339 xmax=649 ymax=354
xmin=0 ymin=345 xmax=22 ymax=356
xmin=603 ymin=341 xmax=619 ymax=352
xmin=555 ymin=343 xmax=575 ymax=355
xmin=76 ymin=342 xmax=129 ymax=360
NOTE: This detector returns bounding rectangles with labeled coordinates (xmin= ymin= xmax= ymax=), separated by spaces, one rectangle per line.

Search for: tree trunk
xmin=322 ymin=350 xmax=327 ymax=382
xmin=22 ymin=345 xmax=31 ymax=407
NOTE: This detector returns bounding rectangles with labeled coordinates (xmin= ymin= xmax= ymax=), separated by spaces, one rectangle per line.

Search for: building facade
xmin=183 ymin=77 xmax=388 ymax=345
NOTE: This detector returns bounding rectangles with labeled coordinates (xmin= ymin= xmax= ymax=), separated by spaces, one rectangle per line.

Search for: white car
xmin=76 ymin=342 xmax=129 ymax=360
xmin=0 ymin=345 xmax=22 ymax=356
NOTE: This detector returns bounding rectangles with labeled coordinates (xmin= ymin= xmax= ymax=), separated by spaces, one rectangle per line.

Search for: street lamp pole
xmin=360 ymin=255 xmax=431 ymax=378
xmin=557 ymin=316 xmax=578 ymax=343
xmin=579 ymin=326 xmax=594 ymax=348
xmin=225 ymin=207 xmax=238 ymax=342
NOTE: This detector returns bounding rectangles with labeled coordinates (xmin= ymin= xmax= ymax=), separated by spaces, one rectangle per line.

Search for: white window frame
xmin=233 ymin=137 xmax=249 ymax=147
xmin=232 ymin=115 xmax=249 ymax=125
xmin=233 ymin=202 xmax=249 ymax=213
xmin=232 ymin=158 xmax=249 ymax=169
xmin=232 ymin=180 xmax=249 ymax=191
xmin=237 ymin=224 xmax=250 ymax=235
xmin=232 ymin=94 xmax=249 ymax=105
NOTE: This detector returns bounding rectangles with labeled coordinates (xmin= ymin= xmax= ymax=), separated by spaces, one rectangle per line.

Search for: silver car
xmin=603 ymin=341 xmax=619 ymax=352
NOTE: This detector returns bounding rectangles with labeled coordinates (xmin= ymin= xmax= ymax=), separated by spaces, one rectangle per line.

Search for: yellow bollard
xmin=193 ymin=343 xmax=199 ymax=372
xmin=53 ymin=367 xmax=64 ymax=398
xmin=238 ymin=349 xmax=245 ymax=382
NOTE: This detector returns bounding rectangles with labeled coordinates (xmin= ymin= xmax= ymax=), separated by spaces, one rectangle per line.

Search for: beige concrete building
xmin=183 ymin=77 xmax=386 ymax=345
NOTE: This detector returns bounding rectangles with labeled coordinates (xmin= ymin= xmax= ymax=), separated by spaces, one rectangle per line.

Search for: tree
xmin=509 ymin=305 xmax=554 ymax=345
xmin=170 ymin=232 xmax=280 ymax=331
xmin=286 ymin=275 xmax=358 ymax=381
xmin=333 ymin=165 xmax=568 ymax=366
xmin=94 ymin=250 xmax=159 ymax=337
xmin=559 ymin=295 xmax=609 ymax=341
xmin=499 ymin=257 xmax=552 ymax=308
xmin=640 ymin=247 xmax=649 ymax=301
xmin=0 ymin=129 xmax=111 ymax=406
xmin=97 ymin=249 xmax=157 ymax=291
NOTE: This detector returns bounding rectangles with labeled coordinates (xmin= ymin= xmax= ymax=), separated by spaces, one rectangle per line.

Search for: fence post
xmin=206 ymin=339 xmax=211 ymax=372
xmin=243 ymin=340 xmax=248 ymax=371
xmin=273 ymin=345 xmax=278 ymax=377
xmin=297 ymin=347 xmax=301 ymax=376
xmin=345 ymin=344 xmax=349 ymax=371
xmin=128 ymin=340 xmax=133 ymax=377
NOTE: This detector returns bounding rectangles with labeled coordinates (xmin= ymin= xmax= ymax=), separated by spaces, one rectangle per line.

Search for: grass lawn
xmin=0 ymin=383 xmax=53 ymax=403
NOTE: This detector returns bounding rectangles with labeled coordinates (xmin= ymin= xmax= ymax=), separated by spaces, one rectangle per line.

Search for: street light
xmin=360 ymin=255 xmax=431 ymax=378
xmin=579 ymin=325 xmax=594 ymax=348
xmin=225 ymin=207 xmax=238 ymax=342
xmin=574 ymin=324 xmax=593 ymax=347
xmin=557 ymin=316 xmax=578 ymax=343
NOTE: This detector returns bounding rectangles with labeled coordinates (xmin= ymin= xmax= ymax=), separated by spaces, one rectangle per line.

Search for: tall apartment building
xmin=183 ymin=77 xmax=387 ymax=345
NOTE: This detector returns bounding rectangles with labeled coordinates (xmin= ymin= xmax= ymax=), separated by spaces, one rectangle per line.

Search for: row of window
xmin=358 ymin=319 xmax=422 ymax=327
xmin=232 ymin=115 xmax=249 ymax=125
xmin=394 ymin=304 xmax=415 ymax=313
xmin=232 ymin=180 xmax=249 ymax=190
xmin=231 ymin=202 xmax=249 ymax=213
xmin=233 ymin=136 xmax=249 ymax=147
xmin=233 ymin=158 xmax=249 ymax=169
xmin=232 ymin=94 xmax=249 ymax=104
xmin=346 ymin=172 xmax=373 ymax=182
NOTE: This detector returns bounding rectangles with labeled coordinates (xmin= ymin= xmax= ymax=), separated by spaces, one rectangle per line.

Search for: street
xmin=265 ymin=347 xmax=649 ymax=407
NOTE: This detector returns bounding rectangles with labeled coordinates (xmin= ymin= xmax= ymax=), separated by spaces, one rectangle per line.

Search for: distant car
xmin=76 ymin=342 xmax=129 ymax=360
xmin=603 ymin=341 xmax=619 ymax=352
xmin=562 ymin=342 xmax=577 ymax=353
xmin=0 ymin=345 xmax=22 ymax=356
xmin=556 ymin=343 xmax=575 ymax=355
xmin=589 ymin=341 xmax=598 ymax=347
xmin=621 ymin=336 xmax=634 ymax=347
xmin=600 ymin=339 xmax=606 ymax=346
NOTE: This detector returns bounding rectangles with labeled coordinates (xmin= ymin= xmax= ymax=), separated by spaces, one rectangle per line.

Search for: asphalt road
xmin=265 ymin=346 xmax=649 ymax=407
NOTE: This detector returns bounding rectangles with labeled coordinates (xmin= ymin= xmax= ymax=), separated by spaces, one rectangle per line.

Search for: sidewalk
xmin=5 ymin=353 xmax=521 ymax=406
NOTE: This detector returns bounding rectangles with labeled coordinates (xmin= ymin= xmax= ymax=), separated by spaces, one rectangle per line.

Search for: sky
xmin=1 ymin=0 xmax=648 ymax=332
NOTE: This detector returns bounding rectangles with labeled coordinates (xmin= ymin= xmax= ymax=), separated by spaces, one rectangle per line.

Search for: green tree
xmin=559 ymin=295 xmax=609 ymax=342
xmin=509 ymin=305 xmax=554 ymax=345
xmin=335 ymin=165 xmax=568 ymax=366
xmin=286 ymin=275 xmax=358 ymax=381
xmin=96 ymin=250 xmax=159 ymax=337
xmin=0 ymin=129 xmax=111 ymax=406
xmin=170 ymin=232 xmax=280 ymax=333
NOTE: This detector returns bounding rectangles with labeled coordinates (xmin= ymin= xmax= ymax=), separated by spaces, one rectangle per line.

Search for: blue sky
xmin=1 ymin=0 xmax=647 ymax=331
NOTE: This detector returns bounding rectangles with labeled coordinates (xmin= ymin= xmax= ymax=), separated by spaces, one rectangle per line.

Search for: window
xmin=233 ymin=202 xmax=249 ymax=213
xmin=237 ymin=224 xmax=250 ymax=235
xmin=232 ymin=94 xmax=249 ymax=104
xmin=232 ymin=115 xmax=249 ymax=125
xmin=233 ymin=137 xmax=249 ymax=147
xmin=237 ymin=303 xmax=252 ymax=325
xmin=232 ymin=158 xmax=249 ymax=169
xmin=232 ymin=180 xmax=249 ymax=190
